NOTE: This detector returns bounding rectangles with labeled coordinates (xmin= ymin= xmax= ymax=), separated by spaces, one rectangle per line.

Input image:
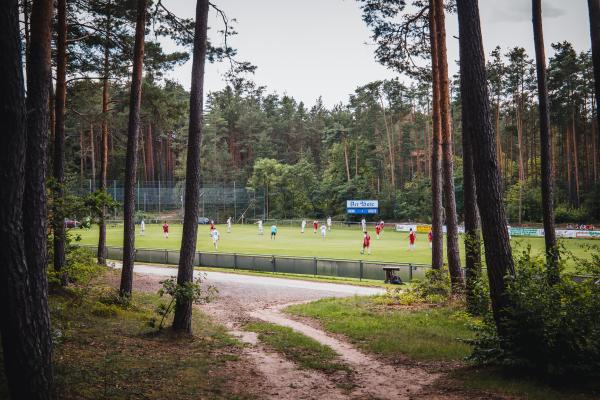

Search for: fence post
xmin=409 ymin=264 xmax=413 ymax=281
xmin=165 ymin=249 xmax=168 ymax=264
xmin=313 ymin=257 xmax=317 ymax=276
xmin=233 ymin=253 xmax=237 ymax=270
xmin=359 ymin=260 xmax=363 ymax=281
xmin=272 ymin=255 xmax=276 ymax=274
xmin=198 ymin=252 xmax=202 ymax=267
xmin=158 ymin=180 xmax=161 ymax=213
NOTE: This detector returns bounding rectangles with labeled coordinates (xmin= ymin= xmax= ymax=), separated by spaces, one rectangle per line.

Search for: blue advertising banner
xmin=346 ymin=200 xmax=379 ymax=215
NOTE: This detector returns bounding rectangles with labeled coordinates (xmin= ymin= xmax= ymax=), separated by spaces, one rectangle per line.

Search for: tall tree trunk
xmin=495 ymin=96 xmax=502 ymax=170
xmin=120 ymin=0 xmax=147 ymax=298
xmin=457 ymin=0 xmax=516 ymax=334
xmin=462 ymin=95 xmax=482 ymax=312
xmin=516 ymin=106 xmax=524 ymax=224
xmin=90 ymin=123 xmax=96 ymax=189
xmin=146 ymin=123 xmax=155 ymax=181
xmin=0 ymin=0 xmax=53 ymax=396
xmin=98 ymin=2 xmax=111 ymax=265
xmin=429 ymin=0 xmax=444 ymax=270
xmin=380 ymin=95 xmax=396 ymax=188
xmin=52 ymin=0 xmax=67 ymax=274
xmin=571 ymin=111 xmax=580 ymax=207
xmin=434 ymin=0 xmax=463 ymax=288
xmin=588 ymin=0 xmax=600 ymax=157
xmin=343 ymin=136 xmax=351 ymax=182
xmin=532 ymin=0 xmax=559 ymax=282
xmin=172 ymin=0 xmax=209 ymax=334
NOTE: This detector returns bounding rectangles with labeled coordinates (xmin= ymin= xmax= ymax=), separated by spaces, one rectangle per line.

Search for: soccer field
xmin=73 ymin=223 xmax=597 ymax=267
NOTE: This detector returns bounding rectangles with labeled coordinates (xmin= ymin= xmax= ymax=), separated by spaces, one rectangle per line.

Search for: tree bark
xmin=588 ymin=0 xmax=600 ymax=159
xmin=172 ymin=0 xmax=209 ymax=334
xmin=457 ymin=0 xmax=516 ymax=333
xmin=532 ymin=0 xmax=559 ymax=282
xmin=0 ymin=0 xmax=53 ymax=396
xmin=429 ymin=0 xmax=444 ymax=270
xmin=434 ymin=0 xmax=463 ymax=288
xmin=462 ymin=95 xmax=482 ymax=312
xmin=380 ymin=94 xmax=396 ymax=188
xmin=52 ymin=0 xmax=67 ymax=274
xmin=98 ymin=2 xmax=111 ymax=265
xmin=120 ymin=0 xmax=147 ymax=298
xmin=90 ymin=123 xmax=96 ymax=188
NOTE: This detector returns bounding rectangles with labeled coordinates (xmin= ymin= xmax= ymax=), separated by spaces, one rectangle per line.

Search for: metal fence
xmin=79 ymin=245 xmax=431 ymax=282
xmin=70 ymin=180 xmax=265 ymax=222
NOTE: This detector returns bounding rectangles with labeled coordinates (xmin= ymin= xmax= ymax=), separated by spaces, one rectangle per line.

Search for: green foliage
xmin=554 ymin=204 xmax=589 ymax=223
xmin=505 ymin=179 xmax=542 ymax=223
xmin=149 ymin=275 xmax=217 ymax=330
xmin=90 ymin=302 xmax=121 ymax=318
xmin=48 ymin=246 xmax=104 ymax=290
xmin=394 ymin=175 xmax=432 ymax=222
xmin=469 ymin=247 xmax=600 ymax=378
xmin=384 ymin=267 xmax=453 ymax=306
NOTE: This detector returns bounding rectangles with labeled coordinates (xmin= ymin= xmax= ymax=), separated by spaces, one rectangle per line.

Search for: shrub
xmin=90 ymin=302 xmax=120 ymax=318
xmin=48 ymin=246 xmax=103 ymax=287
xmin=148 ymin=275 xmax=218 ymax=330
xmin=469 ymin=247 xmax=600 ymax=378
xmin=383 ymin=268 xmax=453 ymax=306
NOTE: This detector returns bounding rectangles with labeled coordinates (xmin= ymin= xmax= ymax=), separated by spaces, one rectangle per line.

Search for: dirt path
xmin=116 ymin=263 xmax=448 ymax=399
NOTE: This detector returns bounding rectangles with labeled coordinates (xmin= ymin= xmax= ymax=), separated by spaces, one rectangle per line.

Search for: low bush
xmin=90 ymin=302 xmax=120 ymax=318
xmin=48 ymin=246 xmax=104 ymax=288
xmin=384 ymin=267 xmax=453 ymax=306
xmin=469 ymin=247 xmax=600 ymax=379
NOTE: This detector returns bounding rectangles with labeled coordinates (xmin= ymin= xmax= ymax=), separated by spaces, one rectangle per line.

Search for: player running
xmin=270 ymin=224 xmax=277 ymax=240
xmin=379 ymin=220 xmax=385 ymax=231
xmin=327 ymin=216 xmax=332 ymax=231
xmin=361 ymin=231 xmax=371 ymax=255
xmin=257 ymin=219 xmax=264 ymax=235
xmin=375 ymin=223 xmax=381 ymax=239
xmin=428 ymin=229 xmax=433 ymax=248
xmin=320 ymin=224 xmax=327 ymax=240
xmin=408 ymin=228 xmax=416 ymax=250
xmin=210 ymin=220 xmax=215 ymax=231
xmin=162 ymin=221 xmax=169 ymax=239
xmin=227 ymin=217 xmax=232 ymax=233
xmin=211 ymin=228 xmax=220 ymax=250
xmin=313 ymin=220 xmax=318 ymax=234
xmin=140 ymin=218 xmax=145 ymax=236
xmin=301 ymin=219 xmax=307 ymax=233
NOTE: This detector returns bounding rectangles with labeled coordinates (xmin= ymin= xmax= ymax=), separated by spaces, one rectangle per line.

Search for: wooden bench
xmin=383 ymin=266 xmax=400 ymax=283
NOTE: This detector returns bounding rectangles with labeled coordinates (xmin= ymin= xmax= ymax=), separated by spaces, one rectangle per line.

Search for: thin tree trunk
xmin=343 ymin=136 xmax=351 ymax=182
xmin=532 ymin=0 xmax=558 ymax=282
xmin=52 ymin=0 xmax=67 ymax=274
xmin=98 ymin=2 xmax=111 ymax=265
xmin=380 ymin=94 xmax=396 ymax=188
xmin=146 ymin=123 xmax=155 ymax=181
xmin=572 ymin=111 xmax=580 ymax=206
xmin=517 ymin=106 xmax=524 ymax=224
xmin=0 ymin=0 xmax=53 ymax=396
xmin=434 ymin=0 xmax=463 ymax=288
xmin=172 ymin=0 xmax=210 ymax=333
xmin=457 ymin=0 xmax=516 ymax=334
xmin=90 ymin=123 xmax=95 ymax=188
xmin=429 ymin=0 xmax=444 ymax=270
xmin=120 ymin=0 xmax=147 ymax=298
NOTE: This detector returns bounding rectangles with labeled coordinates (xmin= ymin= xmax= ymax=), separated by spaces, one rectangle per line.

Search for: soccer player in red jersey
xmin=375 ymin=223 xmax=381 ymax=239
xmin=428 ymin=229 xmax=433 ymax=248
xmin=408 ymin=228 xmax=416 ymax=250
xmin=361 ymin=231 xmax=371 ymax=255
xmin=313 ymin=220 xmax=318 ymax=234
xmin=162 ymin=221 xmax=169 ymax=239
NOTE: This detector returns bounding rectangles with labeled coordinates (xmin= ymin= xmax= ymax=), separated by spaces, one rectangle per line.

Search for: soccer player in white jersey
xmin=301 ymin=219 xmax=306 ymax=233
xmin=211 ymin=228 xmax=220 ymax=250
xmin=257 ymin=219 xmax=264 ymax=235
xmin=361 ymin=218 xmax=367 ymax=232
xmin=327 ymin=216 xmax=332 ymax=231
xmin=227 ymin=216 xmax=232 ymax=233
xmin=320 ymin=224 xmax=327 ymax=240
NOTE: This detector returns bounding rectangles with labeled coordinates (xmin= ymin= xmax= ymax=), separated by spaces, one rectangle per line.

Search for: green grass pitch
xmin=73 ymin=223 xmax=597 ymax=268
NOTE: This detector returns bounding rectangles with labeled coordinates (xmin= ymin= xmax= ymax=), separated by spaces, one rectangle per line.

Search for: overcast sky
xmin=159 ymin=0 xmax=591 ymax=108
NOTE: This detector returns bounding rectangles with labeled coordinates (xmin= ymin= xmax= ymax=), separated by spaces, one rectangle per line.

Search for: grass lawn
xmin=0 ymin=274 xmax=254 ymax=400
xmin=286 ymin=296 xmax=474 ymax=361
xmin=74 ymin=223 xmax=597 ymax=268
xmin=245 ymin=321 xmax=351 ymax=375
xmin=286 ymin=296 xmax=600 ymax=400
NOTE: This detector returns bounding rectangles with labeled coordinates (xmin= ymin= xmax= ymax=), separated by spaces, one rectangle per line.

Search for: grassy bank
xmin=286 ymin=296 xmax=600 ymax=399
xmin=286 ymin=296 xmax=473 ymax=361
xmin=0 ymin=278 xmax=254 ymax=399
